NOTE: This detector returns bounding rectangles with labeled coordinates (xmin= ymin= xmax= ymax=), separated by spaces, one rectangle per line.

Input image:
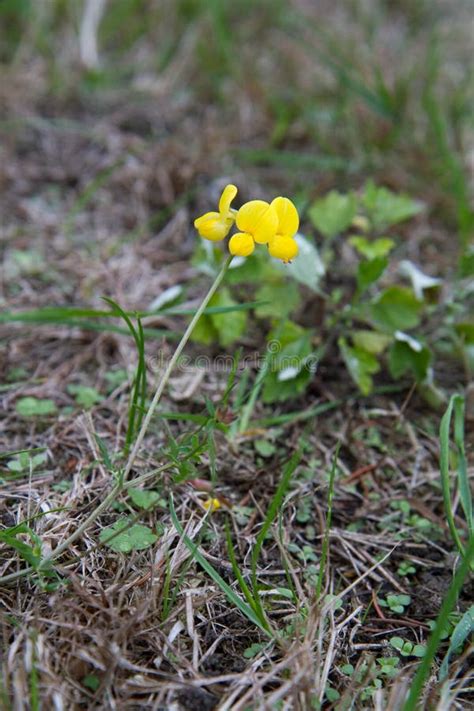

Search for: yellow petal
xmin=236 ymin=200 xmax=279 ymax=244
xmin=203 ymin=497 xmax=221 ymax=512
xmin=194 ymin=212 xmax=230 ymax=241
xmin=271 ymin=196 xmax=299 ymax=238
xmin=268 ymin=235 xmax=299 ymax=263
xmin=219 ymin=184 xmax=238 ymax=217
xmin=229 ymin=232 xmax=255 ymax=257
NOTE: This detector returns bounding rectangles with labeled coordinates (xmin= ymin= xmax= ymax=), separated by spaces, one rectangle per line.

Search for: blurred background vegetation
xmin=1 ymin=0 xmax=472 ymax=246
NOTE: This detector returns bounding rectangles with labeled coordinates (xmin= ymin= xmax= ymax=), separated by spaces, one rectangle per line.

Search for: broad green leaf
xmin=357 ymin=256 xmax=388 ymax=291
xmin=254 ymin=440 xmax=276 ymax=458
xmin=362 ymin=180 xmax=424 ymax=230
xmin=7 ymin=451 xmax=47 ymax=473
xmin=128 ymin=488 xmax=161 ymax=510
xmin=277 ymin=233 xmax=325 ymax=292
xmin=67 ymin=384 xmax=103 ymax=409
xmin=210 ymin=288 xmax=247 ymax=346
xmin=192 ymin=287 xmax=247 ymax=347
xmin=349 ymin=236 xmax=395 ymax=259
xmin=455 ymin=323 xmax=474 ymax=344
xmin=82 ymin=674 xmax=101 ymax=691
xmin=308 ymin=191 xmax=357 ymax=238
xmin=352 ymin=330 xmax=392 ymax=355
xmin=255 ymin=280 xmax=300 ymax=319
xmin=190 ymin=312 xmax=217 ymax=345
xmin=370 ymin=287 xmax=422 ymax=332
xmin=225 ymin=253 xmax=268 ymax=284
xmin=243 ymin=642 xmax=267 ymax=658
xmin=263 ymin=322 xmax=315 ymax=403
xmin=16 ymin=397 xmax=58 ymax=417
xmin=389 ymin=333 xmax=432 ymax=381
xmin=99 ymin=518 xmax=157 ymax=553
xmin=339 ymin=337 xmax=380 ymax=395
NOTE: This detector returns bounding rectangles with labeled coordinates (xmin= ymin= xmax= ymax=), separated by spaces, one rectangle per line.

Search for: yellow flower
xmin=229 ymin=232 xmax=255 ymax=257
xmin=194 ymin=185 xmax=300 ymax=263
xmin=235 ymin=200 xmax=279 ymax=245
xmin=268 ymin=196 xmax=299 ymax=263
xmin=271 ymin=197 xmax=299 ymax=239
xmin=203 ymin=497 xmax=221 ymax=512
xmin=194 ymin=184 xmax=238 ymax=242
xmin=268 ymin=235 xmax=299 ymax=262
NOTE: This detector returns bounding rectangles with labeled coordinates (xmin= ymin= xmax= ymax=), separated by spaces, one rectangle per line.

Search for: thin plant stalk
xmin=122 ymin=255 xmax=233 ymax=482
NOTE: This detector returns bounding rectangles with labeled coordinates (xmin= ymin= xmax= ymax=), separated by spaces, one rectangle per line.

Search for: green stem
xmin=122 ymin=255 xmax=233 ymax=482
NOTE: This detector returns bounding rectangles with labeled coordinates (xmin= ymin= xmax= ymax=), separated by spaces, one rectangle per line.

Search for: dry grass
xmin=1 ymin=1 xmax=473 ymax=709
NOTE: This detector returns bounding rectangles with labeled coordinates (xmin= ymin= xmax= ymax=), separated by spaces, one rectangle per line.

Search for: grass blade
xmin=169 ymin=496 xmax=271 ymax=636
xmin=439 ymin=394 xmax=472 ymax=559
xmin=250 ymin=451 xmax=302 ymax=623
xmin=402 ymin=535 xmax=474 ymax=711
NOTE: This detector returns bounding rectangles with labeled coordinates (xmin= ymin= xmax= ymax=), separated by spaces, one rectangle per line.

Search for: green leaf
xmin=370 ymin=287 xmax=422 ymax=333
xmin=362 ymin=180 xmax=424 ymax=230
xmin=339 ymin=337 xmax=380 ymax=395
xmin=82 ymin=674 xmax=100 ymax=692
xmin=325 ymin=687 xmax=340 ymax=702
xmin=459 ymin=250 xmax=474 ymax=278
xmin=389 ymin=636 xmax=405 ymax=651
xmin=99 ymin=518 xmax=158 ymax=553
xmin=255 ymin=280 xmax=300 ymax=319
xmin=16 ymin=397 xmax=58 ymax=417
xmin=349 ymin=236 xmax=395 ymax=259
xmin=308 ymin=190 xmax=357 ymax=238
xmin=357 ymin=256 xmax=388 ymax=292
xmin=192 ymin=287 xmax=247 ymax=347
xmin=389 ymin=335 xmax=432 ymax=381
xmin=243 ymin=642 xmax=267 ymax=658
xmin=190 ymin=312 xmax=217 ymax=345
xmin=277 ymin=233 xmax=325 ymax=291
xmin=439 ymin=606 xmax=474 ymax=680
xmin=455 ymin=323 xmax=474 ymax=344
xmin=67 ymin=384 xmax=103 ymax=409
xmin=262 ymin=322 xmax=315 ymax=403
xmin=210 ymin=288 xmax=247 ymax=346
xmin=254 ymin=440 xmax=276 ymax=458
xmin=128 ymin=488 xmax=161 ymax=510
xmin=412 ymin=645 xmax=426 ymax=658
xmin=352 ymin=330 xmax=392 ymax=355
xmin=0 ymin=534 xmax=42 ymax=568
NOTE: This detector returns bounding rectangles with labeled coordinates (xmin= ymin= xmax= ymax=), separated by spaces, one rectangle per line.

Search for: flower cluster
xmin=194 ymin=184 xmax=299 ymax=263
